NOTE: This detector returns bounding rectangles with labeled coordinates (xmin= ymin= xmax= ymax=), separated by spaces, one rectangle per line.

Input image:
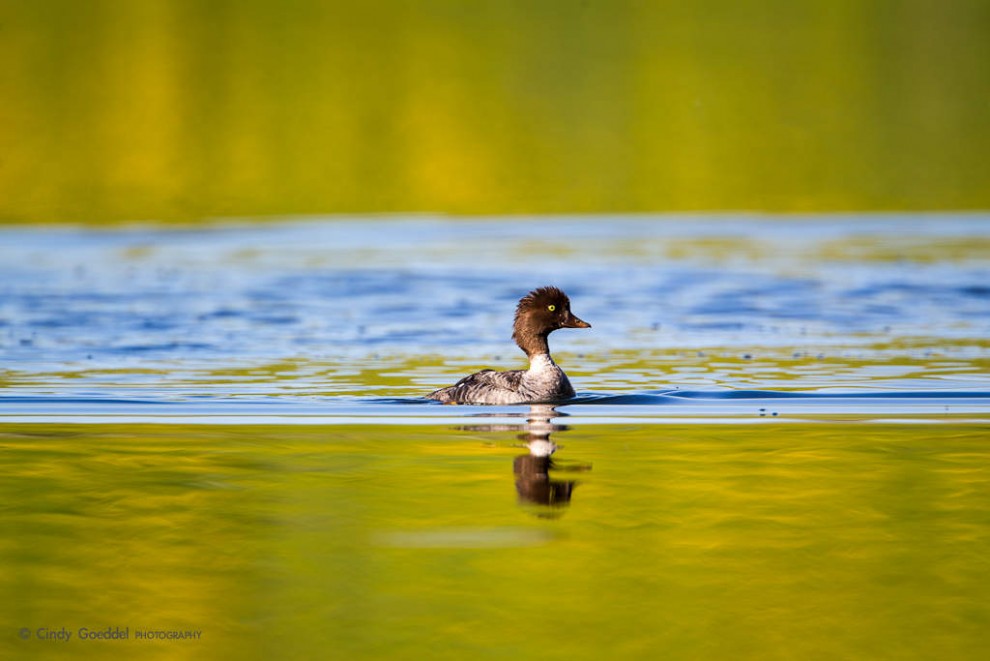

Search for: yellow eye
xmin=547 ymin=304 xmax=556 ymax=312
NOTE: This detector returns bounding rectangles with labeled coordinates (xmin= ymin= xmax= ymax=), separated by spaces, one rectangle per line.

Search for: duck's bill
xmin=564 ymin=314 xmax=591 ymax=329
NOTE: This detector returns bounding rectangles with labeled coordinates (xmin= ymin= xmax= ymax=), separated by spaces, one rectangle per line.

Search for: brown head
xmin=511 ymin=286 xmax=591 ymax=357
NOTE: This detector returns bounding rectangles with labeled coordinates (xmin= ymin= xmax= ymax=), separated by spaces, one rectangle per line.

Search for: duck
xmin=427 ymin=286 xmax=591 ymax=405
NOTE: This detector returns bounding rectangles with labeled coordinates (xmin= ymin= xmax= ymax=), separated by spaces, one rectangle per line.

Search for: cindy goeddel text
xmin=20 ymin=626 xmax=203 ymax=642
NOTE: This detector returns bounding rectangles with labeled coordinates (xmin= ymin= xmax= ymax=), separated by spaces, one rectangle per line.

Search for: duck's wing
xmin=427 ymin=369 xmax=526 ymax=404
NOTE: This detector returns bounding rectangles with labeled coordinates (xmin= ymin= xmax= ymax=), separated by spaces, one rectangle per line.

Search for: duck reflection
xmin=513 ymin=405 xmax=579 ymax=511
xmin=460 ymin=404 xmax=590 ymax=515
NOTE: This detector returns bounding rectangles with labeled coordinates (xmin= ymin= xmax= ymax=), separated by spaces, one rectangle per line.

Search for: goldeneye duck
xmin=427 ymin=286 xmax=591 ymax=405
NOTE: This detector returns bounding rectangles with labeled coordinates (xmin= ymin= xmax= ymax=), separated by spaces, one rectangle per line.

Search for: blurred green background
xmin=1 ymin=0 xmax=988 ymax=223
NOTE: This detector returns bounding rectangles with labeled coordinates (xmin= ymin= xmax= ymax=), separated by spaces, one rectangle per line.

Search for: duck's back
xmin=427 ymin=359 xmax=575 ymax=405
xmin=427 ymin=369 xmax=528 ymax=405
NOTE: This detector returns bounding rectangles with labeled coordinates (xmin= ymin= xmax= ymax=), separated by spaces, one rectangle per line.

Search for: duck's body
xmin=428 ymin=354 xmax=574 ymax=405
xmin=427 ymin=287 xmax=590 ymax=405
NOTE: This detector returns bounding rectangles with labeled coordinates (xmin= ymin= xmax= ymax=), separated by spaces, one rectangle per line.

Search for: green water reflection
xmin=2 ymin=1 xmax=989 ymax=222
xmin=2 ymin=421 xmax=988 ymax=659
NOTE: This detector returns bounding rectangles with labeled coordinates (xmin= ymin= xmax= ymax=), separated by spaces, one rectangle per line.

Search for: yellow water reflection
xmin=2 ymin=422 xmax=988 ymax=659
xmin=1 ymin=1 xmax=988 ymax=222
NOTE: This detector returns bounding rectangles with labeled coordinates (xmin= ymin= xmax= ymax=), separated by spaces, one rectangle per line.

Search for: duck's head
xmin=512 ymin=286 xmax=590 ymax=355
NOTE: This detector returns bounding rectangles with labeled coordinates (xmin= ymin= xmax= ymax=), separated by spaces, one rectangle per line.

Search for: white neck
xmin=527 ymin=353 xmax=556 ymax=373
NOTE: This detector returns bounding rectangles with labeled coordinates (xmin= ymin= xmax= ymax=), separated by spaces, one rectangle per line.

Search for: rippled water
xmin=3 ymin=421 xmax=989 ymax=659
xmin=2 ymin=215 xmax=989 ymax=659
xmin=2 ymin=214 xmax=989 ymax=412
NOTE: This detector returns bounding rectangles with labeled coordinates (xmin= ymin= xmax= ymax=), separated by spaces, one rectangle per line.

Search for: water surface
xmin=2 ymin=421 xmax=989 ymax=659
xmin=2 ymin=215 xmax=989 ymax=659
xmin=2 ymin=215 xmax=988 ymax=412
